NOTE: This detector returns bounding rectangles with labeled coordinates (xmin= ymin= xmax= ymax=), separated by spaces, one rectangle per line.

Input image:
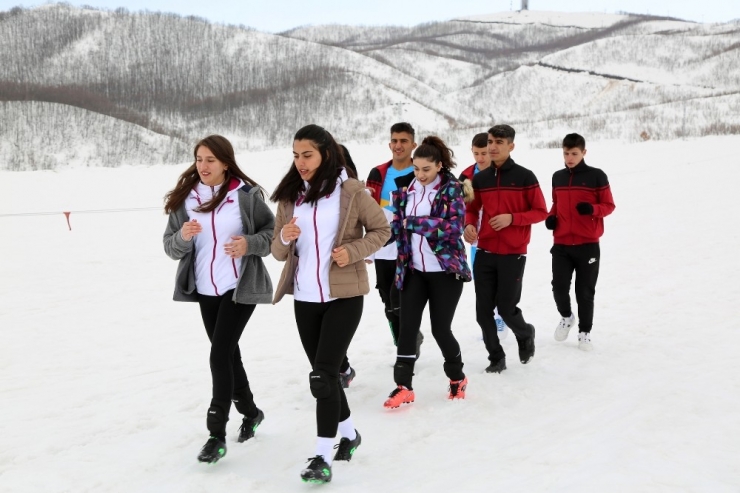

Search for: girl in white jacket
xmin=163 ymin=135 xmax=274 ymax=464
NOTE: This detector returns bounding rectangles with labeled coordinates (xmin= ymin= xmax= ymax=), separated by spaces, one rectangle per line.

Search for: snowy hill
xmin=1 ymin=4 xmax=740 ymax=169
xmin=1 ymin=136 xmax=738 ymax=491
xmin=0 ymin=101 xmax=189 ymax=170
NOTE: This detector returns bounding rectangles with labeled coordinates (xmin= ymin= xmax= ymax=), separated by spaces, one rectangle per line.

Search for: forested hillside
xmin=1 ymin=4 xmax=738 ymax=169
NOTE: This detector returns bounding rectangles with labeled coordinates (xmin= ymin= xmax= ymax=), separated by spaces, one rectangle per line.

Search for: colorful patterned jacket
xmin=391 ymin=169 xmax=472 ymax=290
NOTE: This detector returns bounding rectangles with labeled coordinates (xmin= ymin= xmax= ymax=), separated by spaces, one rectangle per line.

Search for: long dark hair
xmin=164 ymin=135 xmax=263 ymax=214
xmin=270 ymin=124 xmax=356 ymax=205
xmin=413 ymin=135 xmax=457 ymax=170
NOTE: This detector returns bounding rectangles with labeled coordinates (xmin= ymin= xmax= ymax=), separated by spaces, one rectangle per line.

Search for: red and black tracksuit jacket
xmin=549 ymin=161 xmax=615 ymax=245
xmin=465 ymin=158 xmax=548 ymax=255
xmin=366 ymin=161 xmax=393 ymax=205
xmin=458 ymin=164 xmax=476 ymax=182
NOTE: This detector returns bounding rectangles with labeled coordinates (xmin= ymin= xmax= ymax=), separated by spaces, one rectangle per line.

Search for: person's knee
xmin=552 ymin=277 xmax=571 ymax=293
xmin=429 ymin=324 xmax=449 ymax=341
xmin=209 ymin=347 xmax=231 ymax=371
xmin=308 ymin=370 xmax=334 ymax=399
xmin=575 ymin=288 xmax=595 ymax=303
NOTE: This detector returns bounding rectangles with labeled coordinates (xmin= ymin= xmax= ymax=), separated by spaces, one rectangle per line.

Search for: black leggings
xmin=396 ymin=270 xmax=465 ymax=387
xmin=375 ymin=259 xmax=401 ymax=343
xmin=295 ymin=296 xmax=363 ymax=438
xmin=198 ymin=290 xmax=257 ymax=417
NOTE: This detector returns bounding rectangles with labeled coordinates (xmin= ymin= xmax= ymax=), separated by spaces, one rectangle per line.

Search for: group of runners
xmin=163 ymin=122 xmax=615 ymax=483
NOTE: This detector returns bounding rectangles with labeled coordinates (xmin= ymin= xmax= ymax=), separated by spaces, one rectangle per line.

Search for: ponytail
xmin=413 ymin=135 xmax=456 ymax=170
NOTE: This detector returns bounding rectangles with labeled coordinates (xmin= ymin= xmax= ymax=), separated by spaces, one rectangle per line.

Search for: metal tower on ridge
xmin=521 ymin=0 xmax=529 ymax=10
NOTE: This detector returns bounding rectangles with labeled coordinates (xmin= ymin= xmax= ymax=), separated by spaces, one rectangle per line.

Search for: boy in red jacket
xmin=459 ymin=133 xmax=509 ymax=340
xmin=546 ymin=133 xmax=615 ymax=351
xmin=464 ymin=124 xmax=547 ymax=373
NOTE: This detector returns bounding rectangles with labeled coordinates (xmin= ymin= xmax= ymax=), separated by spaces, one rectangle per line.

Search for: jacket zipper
xmin=313 ymin=204 xmax=325 ymax=302
xmin=411 ymin=185 xmax=427 ymax=271
xmin=209 ymin=209 xmax=220 ymax=296
xmin=568 ymin=168 xmax=575 ymax=244
xmin=495 ymin=167 xmax=501 ymax=253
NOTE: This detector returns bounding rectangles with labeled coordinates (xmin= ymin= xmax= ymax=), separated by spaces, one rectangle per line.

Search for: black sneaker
xmin=485 ymin=357 xmax=507 ymax=374
xmin=237 ymin=408 xmax=264 ymax=443
xmin=197 ymin=436 xmax=227 ymax=463
xmin=416 ymin=332 xmax=424 ymax=359
xmin=518 ymin=324 xmax=536 ymax=364
xmin=300 ymin=456 xmax=332 ymax=483
xmin=333 ymin=429 xmax=361 ymax=461
xmin=340 ymin=367 xmax=356 ymax=389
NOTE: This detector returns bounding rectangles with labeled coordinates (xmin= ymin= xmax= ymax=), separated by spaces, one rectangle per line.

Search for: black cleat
xmin=198 ymin=436 xmax=227 ymax=463
xmin=485 ymin=357 xmax=507 ymax=374
xmin=300 ymin=456 xmax=332 ymax=483
xmin=237 ymin=408 xmax=264 ymax=443
xmin=340 ymin=367 xmax=356 ymax=389
xmin=518 ymin=324 xmax=536 ymax=364
xmin=333 ymin=430 xmax=361 ymax=461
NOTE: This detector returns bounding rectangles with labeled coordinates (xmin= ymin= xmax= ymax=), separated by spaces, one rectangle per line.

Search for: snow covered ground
xmin=1 ymin=136 xmax=739 ymax=492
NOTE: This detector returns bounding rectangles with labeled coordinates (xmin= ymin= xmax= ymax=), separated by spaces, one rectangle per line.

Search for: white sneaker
xmin=554 ymin=314 xmax=576 ymax=342
xmin=495 ymin=316 xmax=509 ymax=340
xmin=578 ymin=332 xmax=593 ymax=351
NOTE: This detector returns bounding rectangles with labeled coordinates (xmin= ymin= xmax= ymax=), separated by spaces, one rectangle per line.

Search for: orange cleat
xmin=448 ymin=377 xmax=468 ymax=400
xmin=383 ymin=386 xmax=415 ymax=409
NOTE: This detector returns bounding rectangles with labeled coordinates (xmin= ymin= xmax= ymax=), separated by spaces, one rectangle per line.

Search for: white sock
xmin=342 ymin=367 xmax=352 ymax=375
xmin=315 ymin=437 xmax=335 ymax=465
xmin=337 ymin=417 xmax=357 ymax=441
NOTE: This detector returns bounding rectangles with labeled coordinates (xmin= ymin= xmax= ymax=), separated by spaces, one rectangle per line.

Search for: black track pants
xmin=374 ymin=259 xmax=401 ymax=343
xmin=295 ymin=296 xmax=363 ymax=438
xmin=551 ymin=243 xmax=601 ymax=333
xmin=473 ymin=250 xmax=532 ymax=362
xmin=198 ymin=290 xmax=257 ymax=423
xmin=396 ymin=270 xmax=465 ymax=386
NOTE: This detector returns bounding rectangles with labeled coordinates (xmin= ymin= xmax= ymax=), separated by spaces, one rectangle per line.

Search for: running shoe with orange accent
xmin=448 ymin=377 xmax=468 ymax=400
xmin=383 ymin=386 xmax=415 ymax=409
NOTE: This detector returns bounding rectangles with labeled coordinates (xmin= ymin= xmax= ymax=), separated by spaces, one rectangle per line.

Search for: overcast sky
xmin=2 ymin=0 xmax=739 ymax=31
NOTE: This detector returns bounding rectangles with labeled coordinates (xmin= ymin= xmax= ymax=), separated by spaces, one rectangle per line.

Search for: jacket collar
xmin=566 ymin=160 xmax=589 ymax=173
xmin=408 ymin=174 xmax=441 ymax=194
xmin=493 ymin=157 xmax=515 ymax=172
xmin=192 ymin=177 xmax=244 ymax=199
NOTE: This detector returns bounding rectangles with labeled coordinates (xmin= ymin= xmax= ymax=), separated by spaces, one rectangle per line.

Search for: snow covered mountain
xmin=1 ymin=4 xmax=739 ymax=169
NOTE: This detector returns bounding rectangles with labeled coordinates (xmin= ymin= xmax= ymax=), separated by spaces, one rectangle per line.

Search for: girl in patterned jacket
xmin=383 ymin=136 xmax=472 ymax=409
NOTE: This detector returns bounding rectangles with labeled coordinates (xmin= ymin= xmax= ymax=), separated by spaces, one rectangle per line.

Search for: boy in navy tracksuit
xmin=464 ymin=125 xmax=548 ymax=373
xmin=546 ymin=133 xmax=615 ymax=350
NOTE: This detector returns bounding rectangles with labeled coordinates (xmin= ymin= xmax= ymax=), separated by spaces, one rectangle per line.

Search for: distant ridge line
xmin=536 ymin=62 xmax=642 ymax=83
xmin=452 ymin=18 xmax=592 ymax=30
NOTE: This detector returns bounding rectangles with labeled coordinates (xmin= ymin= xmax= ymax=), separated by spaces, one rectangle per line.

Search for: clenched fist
xmin=181 ymin=219 xmax=202 ymax=241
